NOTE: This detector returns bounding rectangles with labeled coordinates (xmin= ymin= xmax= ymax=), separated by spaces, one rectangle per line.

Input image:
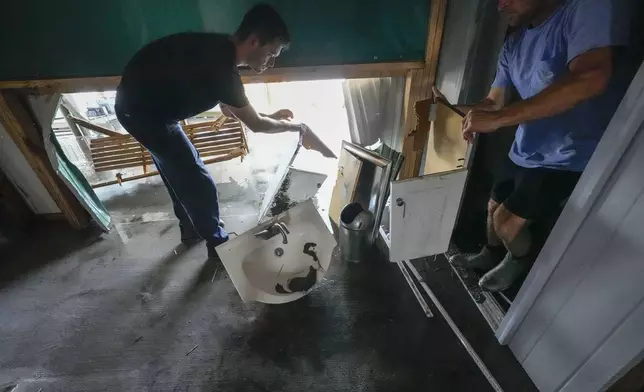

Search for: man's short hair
xmin=235 ymin=3 xmax=290 ymax=47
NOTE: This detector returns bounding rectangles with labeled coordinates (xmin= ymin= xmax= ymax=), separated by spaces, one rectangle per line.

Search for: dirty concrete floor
xmin=0 ymin=133 xmax=519 ymax=391
xmin=1 ymin=219 xmax=496 ymax=391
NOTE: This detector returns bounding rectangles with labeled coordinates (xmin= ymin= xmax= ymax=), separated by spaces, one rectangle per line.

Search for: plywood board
xmin=423 ymin=101 xmax=468 ymax=175
xmin=329 ymin=148 xmax=363 ymax=225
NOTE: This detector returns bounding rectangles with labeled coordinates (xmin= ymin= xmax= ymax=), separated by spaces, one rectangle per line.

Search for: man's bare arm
xmin=494 ymin=47 xmax=612 ymax=128
xmin=221 ymin=103 xmax=304 ymax=134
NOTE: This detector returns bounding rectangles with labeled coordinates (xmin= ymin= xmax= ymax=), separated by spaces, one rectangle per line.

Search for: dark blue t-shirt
xmin=116 ymin=33 xmax=249 ymax=122
xmin=492 ymin=0 xmax=630 ymax=171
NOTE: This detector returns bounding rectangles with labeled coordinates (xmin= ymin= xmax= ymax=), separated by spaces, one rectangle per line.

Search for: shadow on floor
xmin=0 ymin=221 xmax=104 ymax=290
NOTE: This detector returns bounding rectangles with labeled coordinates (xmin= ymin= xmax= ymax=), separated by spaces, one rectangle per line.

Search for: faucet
xmin=254 ymin=222 xmax=289 ymax=244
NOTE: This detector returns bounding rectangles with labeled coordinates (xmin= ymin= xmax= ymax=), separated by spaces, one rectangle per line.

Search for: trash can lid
xmin=340 ymin=202 xmax=374 ymax=231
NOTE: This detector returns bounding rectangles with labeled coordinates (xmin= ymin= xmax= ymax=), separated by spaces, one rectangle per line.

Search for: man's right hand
xmin=269 ymin=109 xmax=294 ymax=121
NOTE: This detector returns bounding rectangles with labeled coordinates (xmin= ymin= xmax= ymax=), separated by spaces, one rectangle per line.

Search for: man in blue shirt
xmin=435 ymin=0 xmax=631 ymax=291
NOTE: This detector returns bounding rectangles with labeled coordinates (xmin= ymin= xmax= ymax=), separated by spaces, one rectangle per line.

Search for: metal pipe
xmin=342 ymin=140 xmax=391 ymax=167
xmin=403 ymin=260 xmax=504 ymax=392
xmin=396 ymin=261 xmax=434 ymax=318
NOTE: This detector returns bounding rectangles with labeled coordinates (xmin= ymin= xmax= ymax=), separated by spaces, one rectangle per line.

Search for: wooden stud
xmin=239 ymin=120 xmax=249 ymax=155
xmin=240 ymin=62 xmax=422 ymax=84
xmin=399 ymin=0 xmax=448 ymax=180
xmin=69 ymin=116 xmax=123 ymax=137
xmin=0 ymin=91 xmax=88 ymax=228
xmin=140 ymin=143 xmax=147 ymax=174
xmin=0 ymin=62 xmax=424 ymax=93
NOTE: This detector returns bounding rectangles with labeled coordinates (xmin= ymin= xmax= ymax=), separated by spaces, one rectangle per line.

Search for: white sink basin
xmin=217 ymin=200 xmax=336 ymax=304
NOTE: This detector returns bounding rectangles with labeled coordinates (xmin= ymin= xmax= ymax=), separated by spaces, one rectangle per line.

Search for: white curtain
xmin=342 ymin=77 xmax=406 ymax=151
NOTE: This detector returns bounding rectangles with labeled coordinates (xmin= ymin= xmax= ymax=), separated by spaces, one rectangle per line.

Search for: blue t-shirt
xmin=492 ymin=0 xmax=630 ymax=171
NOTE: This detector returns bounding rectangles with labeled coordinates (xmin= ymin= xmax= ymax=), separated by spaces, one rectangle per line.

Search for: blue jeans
xmin=116 ymin=110 xmax=229 ymax=246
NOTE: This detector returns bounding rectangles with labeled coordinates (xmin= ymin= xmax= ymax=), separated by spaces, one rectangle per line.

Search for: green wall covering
xmin=0 ymin=0 xmax=429 ymax=80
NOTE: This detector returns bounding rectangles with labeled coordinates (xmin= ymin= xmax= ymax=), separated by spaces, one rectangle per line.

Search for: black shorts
xmin=491 ymin=157 xmax=582 ymax=220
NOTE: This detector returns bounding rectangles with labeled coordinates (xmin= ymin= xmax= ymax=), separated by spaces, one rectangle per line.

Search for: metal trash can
xmin=339 ymin=202 xmax=374 ymax=263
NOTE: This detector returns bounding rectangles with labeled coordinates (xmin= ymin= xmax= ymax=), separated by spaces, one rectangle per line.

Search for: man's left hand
xmin=462 ymin=110 xmax=504 ymax=143
xmin=269 ymin=109 xmax=294 ymax=121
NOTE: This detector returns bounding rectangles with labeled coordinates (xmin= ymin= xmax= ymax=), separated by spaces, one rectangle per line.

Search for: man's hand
xmin=268 ymin=109 xmax=294 ymax=121
xmin=433 ymin=85 xmax=503 ymax=115
xmin=462 ymin=110 xmax=503 ymax=143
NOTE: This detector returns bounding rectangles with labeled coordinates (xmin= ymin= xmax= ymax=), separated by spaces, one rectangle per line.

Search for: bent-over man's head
xmin=234 ymin=3 xmax=290 ymax=73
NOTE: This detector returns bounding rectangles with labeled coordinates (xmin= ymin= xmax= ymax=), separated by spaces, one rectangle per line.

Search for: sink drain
xmin=274 ymin=247 xmax=284 ymax=257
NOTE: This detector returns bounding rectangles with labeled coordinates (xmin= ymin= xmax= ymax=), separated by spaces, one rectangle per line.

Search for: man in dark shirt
xmin=115 ymin=4 xmax=312 ymax=260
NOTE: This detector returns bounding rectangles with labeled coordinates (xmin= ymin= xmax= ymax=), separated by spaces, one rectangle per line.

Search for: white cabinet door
xmin=389 ymin=169 xmax=468 ymax=262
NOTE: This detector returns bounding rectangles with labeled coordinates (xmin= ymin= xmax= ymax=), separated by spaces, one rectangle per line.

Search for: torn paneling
xmin=423 ymin=99 xmax=467 ymax=175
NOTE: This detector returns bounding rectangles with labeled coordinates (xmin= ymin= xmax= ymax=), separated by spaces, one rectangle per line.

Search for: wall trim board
xmin=0 ymin=62 xmax=424 ymax=94
xmin=399 ymin=0 xmax=447 ymax=180
xmin=0 ymin=91 xmax=89 ymax=229
xmin=241 ymin=62 xmax=424 ymax=84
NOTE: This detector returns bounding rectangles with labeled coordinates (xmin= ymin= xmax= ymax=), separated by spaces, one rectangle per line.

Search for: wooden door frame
xmin=399 ymin=0 xmax=447 ymax=179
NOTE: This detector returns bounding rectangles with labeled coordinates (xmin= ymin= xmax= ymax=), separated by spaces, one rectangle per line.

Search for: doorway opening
xmin=51 ymin=79 xmax=351 ymax=235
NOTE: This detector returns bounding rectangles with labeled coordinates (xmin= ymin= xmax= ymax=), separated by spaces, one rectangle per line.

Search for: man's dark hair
xmin=235 ymin=3 xmax=290 ymax=47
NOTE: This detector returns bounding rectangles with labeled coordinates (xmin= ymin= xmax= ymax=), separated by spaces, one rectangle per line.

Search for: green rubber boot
xmin=478 ymin=252 xmax=529 ymax=292
xmin=459 ymin=246 xmax=505 ymax=273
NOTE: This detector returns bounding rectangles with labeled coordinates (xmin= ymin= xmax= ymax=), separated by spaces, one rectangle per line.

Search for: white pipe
xmin=404 ymin=260 xmax=504 ymax=392
xmin=396 ymin=261 xmax=434 ymax=318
